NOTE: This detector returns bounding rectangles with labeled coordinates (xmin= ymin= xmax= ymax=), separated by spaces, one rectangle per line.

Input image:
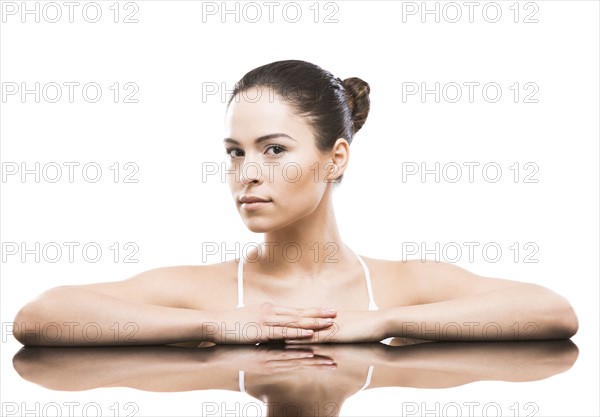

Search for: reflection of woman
xmin=13 ymin=60 xmax=578 ymax=346
xmin=13 ymin=341 xmax=578 ymax=417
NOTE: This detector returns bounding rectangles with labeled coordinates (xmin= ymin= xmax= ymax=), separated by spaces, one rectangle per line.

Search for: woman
xmin=13 ymin=60 xmax=578 ymax=346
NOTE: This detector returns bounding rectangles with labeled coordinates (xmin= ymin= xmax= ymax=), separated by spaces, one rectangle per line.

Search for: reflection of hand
xmin=284 ymin=309 xmax=387 ymax=344
xmin=204 ymin=302 xmax=337 ymax=344
xmin=209 ymin=344 xmax=337 ymax=375
xmin=283 ymin=342 xmax=390 ymax=367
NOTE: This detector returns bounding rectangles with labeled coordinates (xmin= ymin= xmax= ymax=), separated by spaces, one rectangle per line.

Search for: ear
xmin=327 ymin=138 xmax=350 ymax=180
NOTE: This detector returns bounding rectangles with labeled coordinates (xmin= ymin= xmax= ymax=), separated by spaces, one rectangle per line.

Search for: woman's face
xmin=223 ymin=86 xmax=340 ymax=233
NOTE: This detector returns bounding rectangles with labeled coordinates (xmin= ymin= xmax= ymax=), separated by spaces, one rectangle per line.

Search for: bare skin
xmin=12 ymin=86 xmax=579 ymax=346
xmin=12 ymin=340 xmax=579 ymax=417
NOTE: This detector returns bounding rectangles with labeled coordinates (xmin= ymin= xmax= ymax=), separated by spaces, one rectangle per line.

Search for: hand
xmin=208 ymin=344 xmax=337 ymax=374
xmin=284 ymin=309 xmax=388 ymax=344
xmin=202 ymin=302 xmax=337 ymax=344
xmin=284 ymin=342 xmax=391 ymax=367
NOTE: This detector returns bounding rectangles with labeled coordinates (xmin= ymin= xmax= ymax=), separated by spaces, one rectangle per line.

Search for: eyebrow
xmin=223 ymin=133 xmax=297 ymax=145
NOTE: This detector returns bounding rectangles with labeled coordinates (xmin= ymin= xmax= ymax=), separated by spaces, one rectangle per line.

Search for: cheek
xmin=227 ymin=175 xmax=241 ymax=196
xmin=275 ymin=161 xmax=327 ymax=203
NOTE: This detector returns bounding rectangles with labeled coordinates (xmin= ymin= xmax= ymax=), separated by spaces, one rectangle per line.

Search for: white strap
xmin=239 ymin=370 xmax=245 ymax=393
xmin=359 ymin=365 xmax=374 ymax=391
xmin=356 ymin=255 xmax=378 ymax=310
xmin=237 ymin=257 xmax=245 ymax=308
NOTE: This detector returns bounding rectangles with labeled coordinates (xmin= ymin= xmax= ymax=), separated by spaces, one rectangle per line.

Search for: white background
xmin=1 ymin=1 xmax=598 ymax=416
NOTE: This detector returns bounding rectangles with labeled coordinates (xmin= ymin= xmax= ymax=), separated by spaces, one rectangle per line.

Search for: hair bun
xmin=342 ymin=77 xmax=370 ymax=134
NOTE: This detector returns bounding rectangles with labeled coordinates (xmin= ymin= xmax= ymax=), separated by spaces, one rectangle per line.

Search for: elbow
xmin=559 ymin=302 xmax=579 ymax=339
xmin=525 ymin=284 xmax=579 ymax=340
xmin=13 ymin=306 xmax=34 ymax=346
xmin=13 ymin=303 xmax=46 ymax=346
xmin=545 ymin=291 xmax=579 ymax=339
xmin=12 ymin=286 xmax=71 ymax=346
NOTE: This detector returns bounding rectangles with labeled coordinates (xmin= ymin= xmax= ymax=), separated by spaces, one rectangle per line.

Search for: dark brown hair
xmin=227 ymin=60 xmax=370 ymax=184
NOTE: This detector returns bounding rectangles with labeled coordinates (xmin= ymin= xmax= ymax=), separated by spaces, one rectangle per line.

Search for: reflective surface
xmin=11 ymin=339 xmax=580 ymax=416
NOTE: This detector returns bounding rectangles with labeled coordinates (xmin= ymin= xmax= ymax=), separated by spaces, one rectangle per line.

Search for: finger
xmin=284 ymin=338 xmax=316 ymax=345
xmin=266 ymin=359 xmax=337 ymax=371
xmin=268 ymin=327 xmax=315 ymax=340
xmin=284 ymin=332 xmax=320 ymax=344
xmin=271 ymin=305 xmax=337 ymax=318
xmin=274 ymin=357 xmax=336 ymax=367
xmin=266 ymin=316 xmax=334 ymax=330
xmin=283 ymin=345 xmax=316 ymax=351
xmin=267 ymin=351 xmax=315 ymax=360
xmin=292 ymin=353 xmax=335 ymax=362
xmin=264 ymin=348 xmax=327 ymax=361
xmin=287 ymin=344 xmax=333 ymax=353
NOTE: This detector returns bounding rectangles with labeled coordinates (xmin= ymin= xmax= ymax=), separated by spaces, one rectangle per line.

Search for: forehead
xmin=224 ymin=86 xmax=309 ymax=139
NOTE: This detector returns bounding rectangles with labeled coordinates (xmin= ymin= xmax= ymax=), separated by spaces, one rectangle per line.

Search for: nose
xmin=239 ymin=159 xmax=263 ymax=185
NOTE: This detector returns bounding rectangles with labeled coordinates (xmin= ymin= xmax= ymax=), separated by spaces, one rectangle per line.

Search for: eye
xmin=266 ymin=145 xmax=286 ymax=156
xmin=225 ymin=145 xmax=286 ymax=159
xmin=225 ymin=147 xmax=243 ymax=158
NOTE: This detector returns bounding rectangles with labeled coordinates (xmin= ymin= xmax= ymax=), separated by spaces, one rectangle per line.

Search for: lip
xmin=240 ymin=200 xmax=271 ymax=212
xmin=239 ymin=195 xmax=272 ymax=212
xmin=239 ymin=195 xmax=272 ymax=204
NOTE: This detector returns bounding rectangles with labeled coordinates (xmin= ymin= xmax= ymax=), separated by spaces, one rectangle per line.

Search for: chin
xmin=239 ymin=205 xmax=312 ymax=233
xmin=245 ymin=225 xmax=270 ymax=233
xmin=242 ymin=215 xmax=294 ymax=234
xmin=242 ymin=219 xmax=276 ymax=234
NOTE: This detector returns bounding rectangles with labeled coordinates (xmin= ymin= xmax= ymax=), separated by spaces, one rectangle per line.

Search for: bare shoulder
xmin=76 ymin=261 xmax=238 ymax=310
xmin=358 ymin=256 xmax=522 ymax=306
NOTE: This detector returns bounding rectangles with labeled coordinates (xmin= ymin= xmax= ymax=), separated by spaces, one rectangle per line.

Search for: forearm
xmin=14 ymin=346 xmax=236 ymax=391
xmin=383 ymin=283 xmax=578 ymax=341
xmin=381 ymin=340 xmax=577 ymax=377
xmin=13 ymin=286 xmax=213 ymax=346
xmin=372 ymin=340 xmax=578 ymax=388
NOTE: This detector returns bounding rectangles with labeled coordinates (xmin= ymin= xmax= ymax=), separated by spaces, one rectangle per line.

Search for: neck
xmin=252 ymin=191 xmax=356 ymax=280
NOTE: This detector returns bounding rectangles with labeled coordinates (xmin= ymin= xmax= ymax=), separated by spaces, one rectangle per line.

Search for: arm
xmin=382 ymin=261 xmax=579 ymax=341
xmin=302 ymin=340 xmax=578 ymax=388
xmin=287 ymin=261 xmax=578 ymax=344
xmin=12 ymin=267 xmax=215 ymax=346
xmin=374 ymin=340 xmax=579 ymax=382
xmin=12 ymin=346 xmax=238 ymax=391
xmin=13 ymin=266 xmax=334 ymax=346
xmin=13 ymin=288 xmax=213 ymax=346
xmin=12 ymin=344 xmax=335 ymax=392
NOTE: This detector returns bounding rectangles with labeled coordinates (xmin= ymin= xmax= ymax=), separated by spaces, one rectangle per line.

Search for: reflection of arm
xmin=371 ymin=340 xmax=579 ymax=389
xmin=13 ymin=267 xmax=214 ymax=346
xmin=13 ymin=346 xmax=237 ymax=392
xmin=13 ymin=341 xmax=578 ymax=393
